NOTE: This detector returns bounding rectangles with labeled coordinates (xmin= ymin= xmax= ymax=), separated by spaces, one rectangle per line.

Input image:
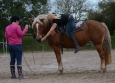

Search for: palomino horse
xmin=29 ymin=14 xmax=112 ymax=74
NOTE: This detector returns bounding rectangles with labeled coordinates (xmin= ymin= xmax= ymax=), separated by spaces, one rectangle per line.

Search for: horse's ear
xmin=39 ymin=18 xmax=44 ymax=22
xmin=29 ymin=18 xmax=34 ymax=23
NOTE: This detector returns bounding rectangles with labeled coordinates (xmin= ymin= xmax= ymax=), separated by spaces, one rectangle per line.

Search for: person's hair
xmin=47 ymin=14 xmax=61 ymax=20
xmin=10 ymin=15 xmax=20 ymax=22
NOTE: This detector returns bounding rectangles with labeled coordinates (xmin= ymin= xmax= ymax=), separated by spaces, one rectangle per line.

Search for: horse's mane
xmin=32 ymin=14 xmax=47 ymax=28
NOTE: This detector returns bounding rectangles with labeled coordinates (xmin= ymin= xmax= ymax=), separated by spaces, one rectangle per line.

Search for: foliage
xmin=86 ymin=1 xmax=115 ymax=35
xmin=0 ymin=0 xmax=49 ymax=38
xmin=22 ymin=36 xmax=53 ymax=52
xmin=111 ymin=35 xmax=115 ymax=48
xmin=52 ymin=0 xmax=87 ymax=21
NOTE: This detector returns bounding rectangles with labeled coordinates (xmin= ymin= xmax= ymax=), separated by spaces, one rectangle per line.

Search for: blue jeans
xmin=8 ymin=44 xmax=22 ymax=66
xmin=66 ymin=15 xmax=76 ymax=37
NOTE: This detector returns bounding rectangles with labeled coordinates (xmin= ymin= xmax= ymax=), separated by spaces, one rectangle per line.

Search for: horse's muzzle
xmin=36 ymin=38 xmax=42 ymax=42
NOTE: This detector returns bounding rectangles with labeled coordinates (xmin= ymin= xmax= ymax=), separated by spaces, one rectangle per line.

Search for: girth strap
xmin=60 ymin=32 xmax=64 ymax=54
xmin=59 ymin=26 xmax=65 ymax=54
xmin=55 ymin=25 xmax=65 ymax=54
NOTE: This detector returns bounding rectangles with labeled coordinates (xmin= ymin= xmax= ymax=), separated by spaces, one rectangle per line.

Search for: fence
xmin=0 ymin=38 xmax=7 ymax=57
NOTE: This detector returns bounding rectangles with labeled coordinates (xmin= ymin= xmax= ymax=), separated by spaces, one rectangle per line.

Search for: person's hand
xmin=25 ymin=24 xmax=28 ymax=30
xmin=41 ymin=37 xmax=46 ymax=42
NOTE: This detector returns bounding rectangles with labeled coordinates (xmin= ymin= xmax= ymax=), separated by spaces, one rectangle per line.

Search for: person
xmin=41 ymin=13 xmax=81 ymax=53
xmin=5 ymin=15 xmax=28 ymax=79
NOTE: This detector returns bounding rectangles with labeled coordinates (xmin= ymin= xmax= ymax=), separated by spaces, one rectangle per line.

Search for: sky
xmin=86 ymin=0 xmax=100 ymax=5
xmin=87 ymin=0 xmax=100 ymax=3
xmin=50 ymin=0 xmax=100 ymax=8
xmin=50 ymin=0 xmax=100 ymax=4
xmin=85 ymin=0 xmax=100 ymax=8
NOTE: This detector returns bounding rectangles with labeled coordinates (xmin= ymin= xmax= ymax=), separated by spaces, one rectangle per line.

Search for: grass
xmin=111 ymin=35 xmax=115 ymax=48
xmin=0 ymin=35 xmax=115 ymax=53
xmin=22 ymin=36 xmax=53 ymax=52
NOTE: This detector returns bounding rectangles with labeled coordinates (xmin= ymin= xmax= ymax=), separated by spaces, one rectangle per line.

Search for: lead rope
xmin=37 ymin=41 xmax=44 ymax=71
xmin=23 ymin=41 xmax=44 ymax=75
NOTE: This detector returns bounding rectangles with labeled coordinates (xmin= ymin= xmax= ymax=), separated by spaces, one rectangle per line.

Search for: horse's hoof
xmin=58 ymin=70 xmax=63 ymax=75
xmin=101 ymin=68 xmax=107 ymax=73
xmin=102 ymin=68 xmax=107 ymax=73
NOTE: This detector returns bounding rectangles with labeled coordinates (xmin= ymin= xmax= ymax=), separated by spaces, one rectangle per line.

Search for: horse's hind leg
xmin=52 ymin=45 xmax=63 ymax=74
xmin=95 ymin=44 xmax=106 ymax=73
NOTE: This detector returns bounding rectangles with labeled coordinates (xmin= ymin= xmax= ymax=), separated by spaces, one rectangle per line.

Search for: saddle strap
xmin=60 ymin=32 xmax=64 ymax=54
xmin=55 ymin=26 xmax=65 ymax=54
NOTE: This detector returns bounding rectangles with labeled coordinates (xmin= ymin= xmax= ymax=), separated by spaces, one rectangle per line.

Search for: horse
xmin=29 ymin=14 xmax=112 ymax=74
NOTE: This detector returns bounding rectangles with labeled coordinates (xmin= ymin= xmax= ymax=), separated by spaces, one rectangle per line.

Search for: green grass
xmin=111 ymin=35 xmax=115 ymax=48
xmin=22 ymin=36 xmax=53 ymax=52
xmin=0 ymin=35 xmax=115 ymax=53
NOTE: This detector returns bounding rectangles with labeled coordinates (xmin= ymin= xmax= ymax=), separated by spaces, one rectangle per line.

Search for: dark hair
xmin=10 ymin=15 xmax=20 ymax=22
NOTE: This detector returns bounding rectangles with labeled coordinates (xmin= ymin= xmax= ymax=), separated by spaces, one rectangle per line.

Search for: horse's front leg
xmin=52 ymin=45 xmax=63 ymax=74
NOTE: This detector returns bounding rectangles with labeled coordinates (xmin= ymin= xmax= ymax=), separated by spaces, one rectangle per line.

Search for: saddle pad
xmin=73 ymin=21 xmax=84 ymax=32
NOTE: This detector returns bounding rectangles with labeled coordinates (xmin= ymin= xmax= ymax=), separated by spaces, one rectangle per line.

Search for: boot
xmin=69 ymin=36 xmax=81 ymax=53
xmin=17 ymin=66 xmax=26 ymax=80
xmin=10 ymin=66 xmax=17 ymax=79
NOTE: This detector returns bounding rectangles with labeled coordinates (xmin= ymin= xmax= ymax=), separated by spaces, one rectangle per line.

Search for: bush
xmin=22 ymin=36 xmax=53 ymax=52
xmin=111 ymin=35 xmax=115 ymax=48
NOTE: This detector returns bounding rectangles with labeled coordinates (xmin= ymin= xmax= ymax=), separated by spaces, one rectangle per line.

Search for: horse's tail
xmin=101 ymin=23 xmax=112 ymax=65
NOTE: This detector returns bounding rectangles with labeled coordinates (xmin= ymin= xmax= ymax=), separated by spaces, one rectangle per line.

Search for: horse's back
xmin=73 ymin=20 xmax=105 ymax=46
xmin=85 ymin=20 xmax=105 ymax=38
xmin=85 ymin=20 xmax=104 ymax=29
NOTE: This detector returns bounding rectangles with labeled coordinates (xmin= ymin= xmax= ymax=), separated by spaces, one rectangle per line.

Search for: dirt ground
xmin=0 ymin=49 xmax=115 ymax=83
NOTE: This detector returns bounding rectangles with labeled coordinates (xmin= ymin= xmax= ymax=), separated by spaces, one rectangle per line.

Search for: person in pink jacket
xmin=5 ymin=15 xmax=28 ymax=79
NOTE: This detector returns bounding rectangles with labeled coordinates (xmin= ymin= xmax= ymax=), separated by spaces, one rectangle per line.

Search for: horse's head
xmin=29 ymin=15 xmax=47 ymax=42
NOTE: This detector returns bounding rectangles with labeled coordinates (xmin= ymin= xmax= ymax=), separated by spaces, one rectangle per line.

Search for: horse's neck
xmin=43 ymin=19 xmax=51 ymax=35
xmin=44 ymin=27 xmax=50 ymax=35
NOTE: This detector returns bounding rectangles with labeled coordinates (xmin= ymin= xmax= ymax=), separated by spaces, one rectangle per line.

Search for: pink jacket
xmin=5 ymin=23 xmax=27 ymax=45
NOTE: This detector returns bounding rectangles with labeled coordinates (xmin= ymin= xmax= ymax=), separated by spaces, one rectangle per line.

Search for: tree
xmin=0 ymin=0 xmax=49 ymax=38
xmin=51 ymin=0 xmax=87 ymax=21
xmin=87 ymin=0 xmax=115 ymax=35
